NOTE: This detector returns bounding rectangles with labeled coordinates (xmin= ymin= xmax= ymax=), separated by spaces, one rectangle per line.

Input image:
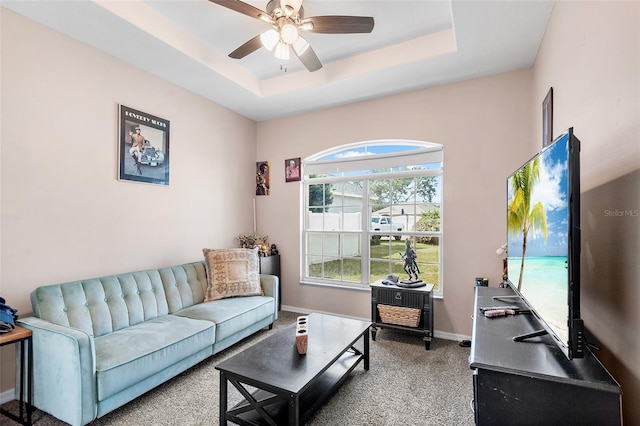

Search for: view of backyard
xmin=303 ymin=141 xmax=443 ymax=292
xmin=308 ymin=238 xmax=440 ymax=290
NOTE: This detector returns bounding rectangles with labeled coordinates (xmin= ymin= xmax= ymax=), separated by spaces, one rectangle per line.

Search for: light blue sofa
xmin=16 ymin=261 xmax=278 ymax=426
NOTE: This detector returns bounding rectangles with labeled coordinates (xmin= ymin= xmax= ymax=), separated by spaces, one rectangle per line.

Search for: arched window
xmin=302 ymin=140 xmax=444 ymax=296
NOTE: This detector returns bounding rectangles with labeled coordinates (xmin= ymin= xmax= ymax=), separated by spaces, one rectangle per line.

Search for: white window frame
xmin=300 ymin=140 xmax=444 ymax=297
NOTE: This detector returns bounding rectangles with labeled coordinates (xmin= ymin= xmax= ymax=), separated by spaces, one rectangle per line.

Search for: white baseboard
xmin=280 ymin=305 xmax=471 ymax=342
xmin=281 ymin=305 xmax=366 ymax=322
xmin=435 ymin=330 xmax=471 ymax=342
xmin=0 ymin=388 xmax=14 ymax=404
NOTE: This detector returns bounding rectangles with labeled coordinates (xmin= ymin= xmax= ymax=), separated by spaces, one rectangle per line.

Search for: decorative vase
xmin=295 ymin=316 xmax=308 ymax=355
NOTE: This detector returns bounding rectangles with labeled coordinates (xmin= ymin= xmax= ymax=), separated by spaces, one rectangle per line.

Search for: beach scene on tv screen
xmin=507 ymin=136 xmax=569 ymax=345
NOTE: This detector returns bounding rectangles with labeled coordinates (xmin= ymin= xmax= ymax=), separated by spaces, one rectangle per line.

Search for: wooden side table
xmin=0 ymin=325 xmax=33 ymax=426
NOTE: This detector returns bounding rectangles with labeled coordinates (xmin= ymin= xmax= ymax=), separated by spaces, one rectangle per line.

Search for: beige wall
xmin=0 ymin=9 xmax=257 ymax=392
xmin=257 ymin=69 xmax=533 ymax=337
xmin=532 ymin=2 xmax=640 ymax=423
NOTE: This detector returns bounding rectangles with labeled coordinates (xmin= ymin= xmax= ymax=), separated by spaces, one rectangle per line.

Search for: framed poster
xmin=256 ymin=161 xmax=270 ymax=195
xmin=285 ymin=157 xmax=301 ymax=182
xmin=119 ymin=105 xmax=170 ymax=185
xmin=542 ymin=87 xmax=553 ymax=148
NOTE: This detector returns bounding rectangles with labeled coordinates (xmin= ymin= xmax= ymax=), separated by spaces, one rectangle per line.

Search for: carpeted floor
xmin=0 ymin=311 xmax=474 ymax=425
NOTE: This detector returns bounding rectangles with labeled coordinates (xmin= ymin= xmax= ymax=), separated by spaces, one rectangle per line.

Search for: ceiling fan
xmin=209 ymin=0 xmax=375 ymax=72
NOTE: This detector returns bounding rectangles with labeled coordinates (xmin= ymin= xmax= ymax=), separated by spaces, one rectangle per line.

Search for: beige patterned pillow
xmin=202 ymin=248 xmax=263 ymax=301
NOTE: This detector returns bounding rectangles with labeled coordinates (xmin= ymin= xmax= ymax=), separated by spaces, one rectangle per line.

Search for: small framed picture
xmin=542 ymin=87 xmax=553 ymax=148
xmin=256 ymin=161 xmax=270 ymax=195
xmin=118 ymin=105 xmax=170 ymax=185
xmin=285 ymin=157 xmax=301 ymax=182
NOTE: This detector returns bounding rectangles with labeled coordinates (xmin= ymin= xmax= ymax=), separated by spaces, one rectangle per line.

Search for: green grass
xmin=308 ymin=240 xmax=440 ymax=290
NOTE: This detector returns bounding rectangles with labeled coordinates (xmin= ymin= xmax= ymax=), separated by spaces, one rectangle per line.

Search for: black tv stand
xmin=512 ymin=328 xmax=547 ymax=342
xmin=470 ymin=287 xmax=622 ymax=425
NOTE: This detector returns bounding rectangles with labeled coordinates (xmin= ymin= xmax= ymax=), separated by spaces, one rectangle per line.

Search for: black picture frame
xmin=542 ymin=87 xmax=553 ymax=148
xmin=118 ymin=105 xmax=170 ymax=186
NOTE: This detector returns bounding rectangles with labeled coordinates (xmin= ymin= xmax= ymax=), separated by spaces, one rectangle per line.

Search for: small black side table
xmin=259 ymin=254 xmax=281 ymax=311
xmin=370 ymin=280 xmax=434 ymax=350
xmin=0 ymin=325 xmax=33 ymax=426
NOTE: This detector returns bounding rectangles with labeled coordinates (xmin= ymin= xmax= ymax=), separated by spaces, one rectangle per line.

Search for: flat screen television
xmin=506 ymin=127 xmax=585 ymax=359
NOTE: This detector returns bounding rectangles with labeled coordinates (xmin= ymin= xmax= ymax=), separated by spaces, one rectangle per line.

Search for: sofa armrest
xmin=260 ymin=274 xmax=279 ymax=320
xmin=18 ymin=316 xmax=97 ymax=426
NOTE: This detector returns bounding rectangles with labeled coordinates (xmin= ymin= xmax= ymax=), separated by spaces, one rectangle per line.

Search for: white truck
xmin=370 ymin=216 xmax=405 ymax=240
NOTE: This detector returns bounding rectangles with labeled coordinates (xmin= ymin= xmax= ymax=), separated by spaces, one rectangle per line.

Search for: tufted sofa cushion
xmin=160 ymin=263 xmax=208 ymax=313
xmin=30 ymin=262 xmax=208 ymax=338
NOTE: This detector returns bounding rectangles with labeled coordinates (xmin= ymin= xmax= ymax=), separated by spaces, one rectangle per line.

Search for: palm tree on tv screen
xmin=508 ymin=157 xmax=548 ymax=291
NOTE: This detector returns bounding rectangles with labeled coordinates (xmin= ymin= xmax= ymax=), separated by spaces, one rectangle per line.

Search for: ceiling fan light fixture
xmin=292 ymin=36 xmax=309 ymax=55
xmin=260 ymin=29 xmax=279 ymax=51
xmin=274 ymin=41 xmax=290 ymax=60
xmin=280 ymin=23 xmax=299 ymax=44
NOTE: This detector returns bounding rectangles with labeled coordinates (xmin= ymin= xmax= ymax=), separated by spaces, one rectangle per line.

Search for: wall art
xmin=256 ymin=161 xmax=270 ymax=195
xmin=119 ymin=104 xmax=170 ymax=185
xmin=285 ymin=157 xmax=301 ymax=182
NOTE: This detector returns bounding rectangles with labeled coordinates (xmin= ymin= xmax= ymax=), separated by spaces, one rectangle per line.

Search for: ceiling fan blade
xmin=208 ymin=0 xmax=267 ymax=21
xmin=306 ymin=16 xmax=374 ymax=34
xmin=229 ymin=35 xmax=263 ymax=59
xmin=295 ymin=44 xmax=322 ymax=72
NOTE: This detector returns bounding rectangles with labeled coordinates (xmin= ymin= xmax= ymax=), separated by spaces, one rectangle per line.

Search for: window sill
xmin=300 ymin=279 xmax=444 ymax=299
xmin=300 ymin=280 xmax=370 ymax=292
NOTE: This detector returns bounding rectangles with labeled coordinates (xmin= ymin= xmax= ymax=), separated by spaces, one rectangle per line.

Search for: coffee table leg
xmin=364 ymin=330 xmax=370 ymax=371
xmin=289 ymin=394 xmax=300 ymax=426
xmin=219 ymin=372 xmax=227 ymax=425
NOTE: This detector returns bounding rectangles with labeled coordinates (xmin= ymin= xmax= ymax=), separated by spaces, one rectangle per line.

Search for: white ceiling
xmin=3 ymin=0 xmax=554 ymax=121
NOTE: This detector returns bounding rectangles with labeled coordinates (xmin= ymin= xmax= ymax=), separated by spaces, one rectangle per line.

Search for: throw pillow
xmin=202 ymin=248 xmax=263 ymax=301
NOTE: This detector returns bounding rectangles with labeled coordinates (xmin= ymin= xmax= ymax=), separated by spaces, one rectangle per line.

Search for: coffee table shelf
xmin=227 ymin=350 xmax=362 ymax=425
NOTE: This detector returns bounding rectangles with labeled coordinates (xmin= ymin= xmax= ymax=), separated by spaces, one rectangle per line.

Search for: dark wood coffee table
xmin=216 ymin=313 xmax=371 ymax=425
